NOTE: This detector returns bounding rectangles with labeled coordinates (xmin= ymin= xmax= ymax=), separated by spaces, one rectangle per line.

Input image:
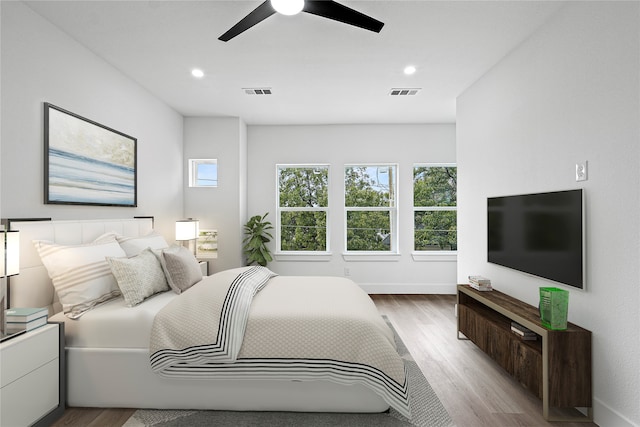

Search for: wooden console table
xmin=457 ymin=285 xmax=592 ymax=422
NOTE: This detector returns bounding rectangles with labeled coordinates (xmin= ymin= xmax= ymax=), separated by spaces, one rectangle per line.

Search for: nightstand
xmin=0 ymin=322 xmax=65 ymax=426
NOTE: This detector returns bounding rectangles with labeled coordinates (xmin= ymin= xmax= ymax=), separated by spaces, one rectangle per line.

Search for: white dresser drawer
xmin=0 ymin=358 xmax=58 ymax=426
xmin=0 ymin=324 xmax=58 ymax=388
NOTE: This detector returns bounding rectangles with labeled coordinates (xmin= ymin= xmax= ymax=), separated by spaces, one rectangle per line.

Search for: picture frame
xmin=196 ymin=229 xmax=218 ymax=259
xmin=44 ymin=103 xmax=137 ymax=207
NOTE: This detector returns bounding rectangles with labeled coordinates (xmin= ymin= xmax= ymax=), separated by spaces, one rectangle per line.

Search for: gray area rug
xmin=123 ymin=317 xmax=454 ymax=427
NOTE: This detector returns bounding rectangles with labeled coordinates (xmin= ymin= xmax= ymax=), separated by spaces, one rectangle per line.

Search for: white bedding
xmin=13 ymin=218 xmax=392 ymax=413
xmin=150 ymin=267 xmax=410 ymax=417
xmin=51 ymin=268 xmax=409 ymax=415
xmin=50 ymin=291 xmax=176 ymax=348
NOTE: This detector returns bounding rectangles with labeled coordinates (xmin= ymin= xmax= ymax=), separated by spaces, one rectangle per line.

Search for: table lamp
xmin=175 ymin=219 xmax=199 ymax=256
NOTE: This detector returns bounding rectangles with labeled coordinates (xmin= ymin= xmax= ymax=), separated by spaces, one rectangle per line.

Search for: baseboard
xmin=594 ymin=397 xmax=639 ymax=427
xmin=359 ymin=283 xmax=457 ymax=294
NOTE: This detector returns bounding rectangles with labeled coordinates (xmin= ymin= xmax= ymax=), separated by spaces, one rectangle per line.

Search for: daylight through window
xmin=189 ymin=159 xmax=218 ymax=187
xmin=344 ymin=164 xmax=398 ymax=252
xmin=413 ymin=164 xmax=457 ymax=251
xmin=277 ymin=165 xmax=329 ymax=252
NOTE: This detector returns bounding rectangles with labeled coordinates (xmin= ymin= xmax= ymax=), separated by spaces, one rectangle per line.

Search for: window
xmin=344 ymin=164 xmax=398 ymax=252
xmin=189 ymin=159 xmax=218 ymax=187
xmin=413 ymin=164 xmax=457 ymax=251
xmin=276 ymin=165 xmax=329 ymax=252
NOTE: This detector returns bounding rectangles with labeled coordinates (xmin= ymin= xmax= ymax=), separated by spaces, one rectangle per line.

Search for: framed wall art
xmin=196 ymin=229 xmax=218 ymax=259
xmin=44 ymin=103 xmax=137 ymax=207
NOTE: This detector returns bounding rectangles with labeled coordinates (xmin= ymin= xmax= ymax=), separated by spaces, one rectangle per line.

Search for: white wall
xmin=457 ymin=2 xmax=639 ymax=426
xmin=248 ymin=124 xmax=457 ymax=292
xmin=0 ymin=1 xmax=183 ymax=240
xmin=183 ymin=117 xmax=247 ymax=273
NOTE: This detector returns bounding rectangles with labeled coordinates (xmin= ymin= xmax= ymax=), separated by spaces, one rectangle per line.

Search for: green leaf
xmin=243 ymin=212 xmax=273 ymax=267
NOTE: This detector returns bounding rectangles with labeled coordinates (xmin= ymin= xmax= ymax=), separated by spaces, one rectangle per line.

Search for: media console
xmin=456 ymin=285 xmax=592 ymax=422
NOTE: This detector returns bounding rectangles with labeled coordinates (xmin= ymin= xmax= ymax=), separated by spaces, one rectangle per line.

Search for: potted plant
xmin=243 ymin=213 xmax=274 ymax=266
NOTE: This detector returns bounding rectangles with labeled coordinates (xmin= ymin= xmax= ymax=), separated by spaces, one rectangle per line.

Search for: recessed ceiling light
xmin=191 ymin=69 xmax=205 ymax=78
xmin=403 ymin=65 xmax=417 ymax=75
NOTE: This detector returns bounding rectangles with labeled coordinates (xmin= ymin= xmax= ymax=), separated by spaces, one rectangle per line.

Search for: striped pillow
xmin=34 ymin=236 xmax=127 ymax=319
xmin=116 ymin=232 xmax=169 ymax=257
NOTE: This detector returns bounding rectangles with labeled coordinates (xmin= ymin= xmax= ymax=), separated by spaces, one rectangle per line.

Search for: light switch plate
xmin=576 ymin=161 xmax=588 ymax=182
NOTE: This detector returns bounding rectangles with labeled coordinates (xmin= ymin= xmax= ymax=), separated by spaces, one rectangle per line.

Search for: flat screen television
xmin=487 ymin=189 xmax=585 ymax=289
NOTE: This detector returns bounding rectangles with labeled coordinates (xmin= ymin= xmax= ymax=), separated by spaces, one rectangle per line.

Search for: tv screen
xmin=487 ymin=189 xmax=585 ymax=289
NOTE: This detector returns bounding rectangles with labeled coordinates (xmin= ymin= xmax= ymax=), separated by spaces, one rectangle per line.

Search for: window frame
xmin=275 ymin=164 xmax=331 ymax=255
xmin=188 ymin=159 xmax=218 ymax=188
xmin=412 ymin=163 xmax=457 ymax=259
xmin=343 ymin=163 xmax=399 ymax=255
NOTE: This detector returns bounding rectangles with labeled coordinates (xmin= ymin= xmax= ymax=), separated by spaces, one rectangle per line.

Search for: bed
xmin=8 ymin=218 xmax=409 ymax=416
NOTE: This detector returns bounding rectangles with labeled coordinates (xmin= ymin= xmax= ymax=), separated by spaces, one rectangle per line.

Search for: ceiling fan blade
xmin=218 ymin=1 xmax=276 ymax=42
xmin=303 ymin=0 xmax=384 ymax=33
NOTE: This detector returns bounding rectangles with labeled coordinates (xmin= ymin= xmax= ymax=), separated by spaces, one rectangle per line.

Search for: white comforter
xmin=149 ymin=266 xmax=410 ymax=417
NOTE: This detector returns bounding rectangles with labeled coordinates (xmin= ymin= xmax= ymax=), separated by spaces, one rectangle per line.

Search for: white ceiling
xmin=24 ymin=0 xmax=563 ymax=125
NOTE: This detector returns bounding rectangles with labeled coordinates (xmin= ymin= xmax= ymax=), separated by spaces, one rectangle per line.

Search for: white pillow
xmin=34 ymin=236 xmax=127 ymax=319
xmin=156 ymin=245 xmax=203 ymax=294
xmin=116 ymin=231 xmax=169 ymax=257
xmin=107 ymin=248 xmax=170 ymax=307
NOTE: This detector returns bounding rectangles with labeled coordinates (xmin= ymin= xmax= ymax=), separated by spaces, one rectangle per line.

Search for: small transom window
xmin=189 ymin=159 xmax=218 ymax=188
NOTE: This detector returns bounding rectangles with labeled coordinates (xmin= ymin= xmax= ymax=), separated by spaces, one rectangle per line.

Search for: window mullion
xmin=345 ymin=206 xmax=394 ymax=212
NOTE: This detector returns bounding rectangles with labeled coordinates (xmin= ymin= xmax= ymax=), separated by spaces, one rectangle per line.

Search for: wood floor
xmin=51 ymin=294 xmax=598 ymax=427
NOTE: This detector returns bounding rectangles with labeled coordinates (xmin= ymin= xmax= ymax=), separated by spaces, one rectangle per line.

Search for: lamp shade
xmin=1 ymin=230 xmax=20 ymax=277
xmin=175 ymin=219 xmax=199 ymax=241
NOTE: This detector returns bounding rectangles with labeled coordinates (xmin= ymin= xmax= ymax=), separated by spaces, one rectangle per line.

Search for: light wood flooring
xmin=51 ymin=294 xmax=598 ymax=427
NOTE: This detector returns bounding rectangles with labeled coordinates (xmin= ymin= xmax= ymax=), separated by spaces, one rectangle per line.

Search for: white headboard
xmin=7 ymin=217 xmax=154 ymax=315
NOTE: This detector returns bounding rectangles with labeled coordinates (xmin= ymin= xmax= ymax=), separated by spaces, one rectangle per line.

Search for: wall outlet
xmin=344 ymin=267 xmax=351 ymax=276
xmin=575 ymin=161 xmax=588 ymax=182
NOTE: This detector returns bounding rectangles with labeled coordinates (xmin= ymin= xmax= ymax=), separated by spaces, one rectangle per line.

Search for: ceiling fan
xmin=219 ymin=0 xmax=384 ymax=42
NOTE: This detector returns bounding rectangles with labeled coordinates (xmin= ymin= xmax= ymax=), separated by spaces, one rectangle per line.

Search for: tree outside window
xmin=413 ymin=164 xmax=457 ymax=251
xmin=345 ymin=165 xmax=398 ymax=252
xmin=277 ymin=165 xmax=329 ymax=252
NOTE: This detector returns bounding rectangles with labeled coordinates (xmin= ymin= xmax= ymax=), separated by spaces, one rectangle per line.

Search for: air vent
xmin=389 ymin=88 xmax=420 ymax=96
xmin=244 ymin=88 xmax=272 ymax=95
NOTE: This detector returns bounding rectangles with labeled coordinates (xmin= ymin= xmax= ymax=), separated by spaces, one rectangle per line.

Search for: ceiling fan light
xmin=271 ymin=0 xmax=304 ymax=16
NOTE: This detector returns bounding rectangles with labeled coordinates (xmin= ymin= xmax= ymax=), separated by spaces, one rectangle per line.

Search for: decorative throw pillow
xmin=34 ymin=236 xmax=127 ymax=319
xmin=157 ymin=245 xmax=203 ymax=294
xmin=116 ymin=231 xmax=169 ymax=257
xmin=107 ymin=248 xmax=170 ymax=307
